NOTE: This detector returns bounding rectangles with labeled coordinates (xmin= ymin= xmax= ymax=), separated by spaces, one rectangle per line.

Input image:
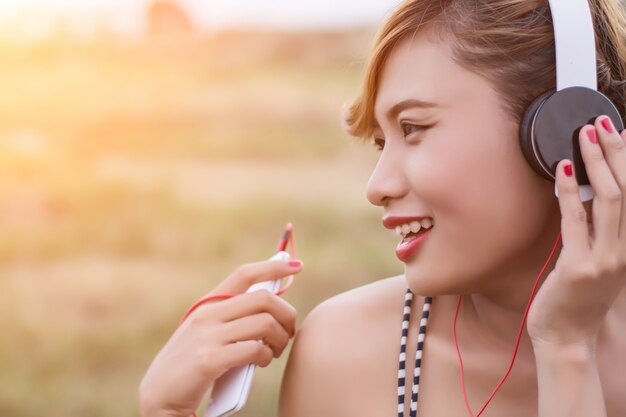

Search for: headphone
xmin=519 ymin=0 xmax=624 ymax=202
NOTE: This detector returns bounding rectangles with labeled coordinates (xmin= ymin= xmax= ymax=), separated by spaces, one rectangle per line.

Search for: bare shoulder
xmin=306 ymin=274 xmax=408 ymax=324
xmin=278 ymin=274 xmax=411 ymax=417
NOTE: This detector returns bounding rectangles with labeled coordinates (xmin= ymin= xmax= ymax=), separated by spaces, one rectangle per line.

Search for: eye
xmin=401 ymin=122 xmax=430 ymax=138
xmin=373 ymin=137 xmax=385 ymax=151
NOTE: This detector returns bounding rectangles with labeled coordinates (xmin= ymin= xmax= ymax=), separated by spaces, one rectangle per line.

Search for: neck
xmin=457 ymin=228 xmax=562 ymax=355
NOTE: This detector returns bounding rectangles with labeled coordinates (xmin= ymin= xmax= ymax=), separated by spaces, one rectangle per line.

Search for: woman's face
xmin=367 ymin=31 xmax=561 ymax=295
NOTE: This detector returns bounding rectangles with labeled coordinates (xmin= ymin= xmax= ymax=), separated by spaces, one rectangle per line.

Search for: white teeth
xmin=420 ymin=218 xmax=432 ymax=229
xmin=391 ymin=218 xmax=434 ymax=237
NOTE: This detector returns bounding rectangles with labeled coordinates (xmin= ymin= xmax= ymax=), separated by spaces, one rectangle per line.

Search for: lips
xmin=395 ymin=228 xmax=432 ymax=262
xmin=383 ymin=215 xmax=434 ymax=262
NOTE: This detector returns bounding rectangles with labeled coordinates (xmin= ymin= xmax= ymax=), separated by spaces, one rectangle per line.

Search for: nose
xmin=366 ymin=148 xmax=408 ymax=207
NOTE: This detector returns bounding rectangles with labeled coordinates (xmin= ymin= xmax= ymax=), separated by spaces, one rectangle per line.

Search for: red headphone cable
xmin=453 ymin=231 xmax=562 ymax=417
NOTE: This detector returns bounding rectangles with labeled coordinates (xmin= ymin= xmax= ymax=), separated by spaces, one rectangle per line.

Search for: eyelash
xmin=402 ymin=122 xmax=427 ymax=138
xmin=372 ymin=123 xmax=430 ymax=151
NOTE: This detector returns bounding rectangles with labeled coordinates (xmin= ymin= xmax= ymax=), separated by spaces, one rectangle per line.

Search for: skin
xmin=279 ymin=30 xmax=626 ymax=416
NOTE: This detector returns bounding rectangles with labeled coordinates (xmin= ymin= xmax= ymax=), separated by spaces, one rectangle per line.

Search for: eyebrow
xmin=387 ymin=98 xmax=438 ymax=118
xmin=374 ymin=98 xmax=438 ymax=129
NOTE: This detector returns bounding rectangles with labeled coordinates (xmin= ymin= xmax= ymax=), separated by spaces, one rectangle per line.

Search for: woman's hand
xmin=139 ymin=258 xmax=303 ymax=417
xmin=527 ymin=115 xmax=626 ymax=350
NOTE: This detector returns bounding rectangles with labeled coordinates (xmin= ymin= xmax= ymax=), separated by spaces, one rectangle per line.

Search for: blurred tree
xmin=147 ymin=0 xmax=194 ymax=37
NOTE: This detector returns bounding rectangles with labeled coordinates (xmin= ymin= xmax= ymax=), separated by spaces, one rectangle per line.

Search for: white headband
xmin=548 ymin=0 xmax=597 ymax=91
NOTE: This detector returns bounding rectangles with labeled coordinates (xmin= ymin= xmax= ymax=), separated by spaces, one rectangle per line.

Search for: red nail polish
xmin=587 ymin=128 xmax=598 ymax=144
xmin=601 ymin=117 xmax=614 ymax=133
xmin=288 ymin=260 xmax=303 ymax=268
xmin=564 ymin=163 xmax=573 ymax=177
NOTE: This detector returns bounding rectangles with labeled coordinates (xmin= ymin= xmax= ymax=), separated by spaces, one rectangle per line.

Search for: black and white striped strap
xmin=397 ymin=288 xmax=432 ymax=417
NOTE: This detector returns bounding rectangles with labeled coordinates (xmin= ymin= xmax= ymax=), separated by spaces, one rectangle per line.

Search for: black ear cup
xmin=520 ymin=90 xmax=555 ymax=181
xmin=519 ymin=86 xmax=624 ymax=184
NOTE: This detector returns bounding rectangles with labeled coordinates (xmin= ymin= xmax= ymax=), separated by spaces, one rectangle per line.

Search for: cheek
xmin=405 ymin=133 xmax=494 ymax=217
xmin=403 ymin=116 xmax=560 ymax=292
xmin=404 ymin=116 xmax=550 ymax=232
xmin=410 ymin=127 xmax=536 ymax=241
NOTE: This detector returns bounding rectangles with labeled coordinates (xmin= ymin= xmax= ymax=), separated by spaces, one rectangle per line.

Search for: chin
xmin=402 ymin=248 xmax=487 ymax=296
xmin=403 ymin=264 xmax=463 ymax=296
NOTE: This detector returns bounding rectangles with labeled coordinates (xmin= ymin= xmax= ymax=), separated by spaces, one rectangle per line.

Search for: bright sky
xmin=0 ymin=0 xmax=402 ymax=38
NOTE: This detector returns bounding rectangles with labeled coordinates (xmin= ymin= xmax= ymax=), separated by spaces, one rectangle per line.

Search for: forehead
xmin=374 ymin=31 xmax=494 ymax=121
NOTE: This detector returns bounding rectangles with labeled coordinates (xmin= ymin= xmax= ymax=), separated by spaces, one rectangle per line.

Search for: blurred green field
xmin=0 ymin=30 xmax=403 ymax=416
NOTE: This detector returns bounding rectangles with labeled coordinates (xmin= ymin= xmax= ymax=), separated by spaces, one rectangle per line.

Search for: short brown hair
xmin=345 ymin=0 xmax=626 ymax=140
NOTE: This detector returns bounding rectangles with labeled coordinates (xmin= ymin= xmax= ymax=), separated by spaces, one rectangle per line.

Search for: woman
xmin=140 ymin=0 xmax=626 ymax=416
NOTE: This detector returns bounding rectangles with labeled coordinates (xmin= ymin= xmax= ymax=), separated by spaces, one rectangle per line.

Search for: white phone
xmin=204 ymin=250 xmax=291 ymax=417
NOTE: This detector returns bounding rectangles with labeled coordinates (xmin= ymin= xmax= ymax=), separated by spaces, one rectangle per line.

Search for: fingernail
xmin=587 ymin=128 xmax=598 ymax=144
xmin=564 ymin=163 xmax=573 ymax=177
xmin=601 ymin=117 xmax=614 ymax=133
xmin=288 ymin=260 xmax=303 ymax=268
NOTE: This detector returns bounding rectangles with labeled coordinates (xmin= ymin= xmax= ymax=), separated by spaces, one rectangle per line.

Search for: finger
xmin=555 ymin=159 xmax=591 ymax=257
xmin=220 ymin=313 xmax=291 ymax=358
xmin=583 ymin=119 xmax=623 ymax=253
xmin=581 ymin=199 xmax=595 ymax=244
xmin=220 ymin=340 xmax=274 ymax=370
xmin=216 ymin=290 xmax=297 ymax=336
xmin=596 ymin=116 xmax=626 ymax=239
xmin=214 ymin=258 xmax=304 ymax=295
